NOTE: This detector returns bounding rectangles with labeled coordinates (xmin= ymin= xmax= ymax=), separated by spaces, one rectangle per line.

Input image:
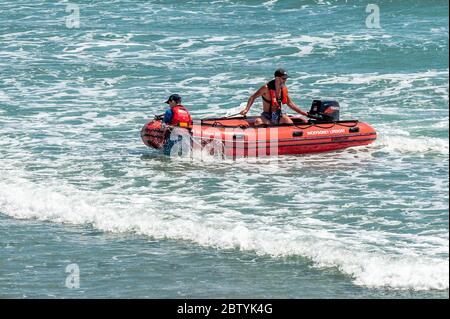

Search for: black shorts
xmin=261 ymin=110 xmax=282 ymax=124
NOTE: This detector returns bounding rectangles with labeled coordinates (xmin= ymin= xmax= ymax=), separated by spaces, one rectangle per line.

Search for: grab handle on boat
xmin=292 ymin=131 xmax=303 ymax=137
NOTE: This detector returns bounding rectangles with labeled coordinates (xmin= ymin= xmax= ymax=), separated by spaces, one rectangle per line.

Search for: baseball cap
xmin=165 ymin=94 xmax=182 ymax=104
xmin=274 ymin=68 xmax=289 ymax=79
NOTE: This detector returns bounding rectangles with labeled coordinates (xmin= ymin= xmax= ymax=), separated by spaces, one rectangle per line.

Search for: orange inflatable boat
xmin=141 ymin=100 xmax=377 ymax=157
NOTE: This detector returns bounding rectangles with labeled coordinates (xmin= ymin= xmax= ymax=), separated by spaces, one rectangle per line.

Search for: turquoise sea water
xmin=0 ymin=0 xmax=448 ymax=298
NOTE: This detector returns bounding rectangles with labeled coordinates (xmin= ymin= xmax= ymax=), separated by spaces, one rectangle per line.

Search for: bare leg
xmin=279 ymin=114 xmax=293 ymax=124
xmin=254 ymin=116 xmax=271 ymax=126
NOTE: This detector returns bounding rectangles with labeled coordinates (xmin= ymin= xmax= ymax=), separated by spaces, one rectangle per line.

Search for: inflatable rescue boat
xmin=141 ymin=100 xmax=377 ymax=157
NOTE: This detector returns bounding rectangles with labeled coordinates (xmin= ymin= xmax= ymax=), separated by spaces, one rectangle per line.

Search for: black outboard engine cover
xmin=309 ymin=100 xmax=340 ymax=122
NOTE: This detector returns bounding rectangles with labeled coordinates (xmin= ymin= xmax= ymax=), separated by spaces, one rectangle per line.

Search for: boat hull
xmin=141 ymin=116 xmax=377 ymax=157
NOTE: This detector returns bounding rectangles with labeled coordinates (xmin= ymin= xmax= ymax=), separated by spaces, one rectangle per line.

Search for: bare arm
xmin=240 ymin=85 xmax=267 ymax=116
xmin=286 ymin=95 xmax=308 ymax=116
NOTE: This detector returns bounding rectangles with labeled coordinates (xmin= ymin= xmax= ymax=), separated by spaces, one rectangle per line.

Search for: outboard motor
xmin=309 ymin=100 xmax=340 ymax=122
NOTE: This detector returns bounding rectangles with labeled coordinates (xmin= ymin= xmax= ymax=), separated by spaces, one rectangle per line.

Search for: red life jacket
xmin=265 ymin=79 xmax=289 ymax=111
xmin=170 ymin=104 xmax=192 ymax=127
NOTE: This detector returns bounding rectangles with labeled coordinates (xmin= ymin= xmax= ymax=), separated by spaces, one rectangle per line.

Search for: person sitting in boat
xmin=239 ymin=68 xmax=308 ymax=125
xmin=161 ymin=94 xmax=193 ymax=128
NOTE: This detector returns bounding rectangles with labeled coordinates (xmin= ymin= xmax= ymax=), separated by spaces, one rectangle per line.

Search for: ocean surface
xmin=0 ymin=0 xmax=448 ymax=298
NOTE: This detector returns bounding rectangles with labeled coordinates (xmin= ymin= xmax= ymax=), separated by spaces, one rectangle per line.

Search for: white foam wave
xmin=376 ymin=134 xmax=449 ymax=155
xmin=336 ymin=252 xmax=448 ymax=290
xmin=0 ymin=177 xmax=448 ymax=291
xmin=262 ymin=0 xmax=278 ymax=9
xmin=315 ymin=70 xmax=448 ymax=86
xmin=0 ymin=90 xmax=11 ymax=102
xmin=177 ymin=39 xmax=197 ymax=49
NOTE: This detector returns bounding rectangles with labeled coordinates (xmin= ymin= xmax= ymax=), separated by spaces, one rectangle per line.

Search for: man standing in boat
xmin=239 ymin=68 xmax=308 ymax=125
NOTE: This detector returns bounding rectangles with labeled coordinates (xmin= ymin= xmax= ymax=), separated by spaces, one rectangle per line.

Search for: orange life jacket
xmin=265 ymin=79 xmax=289 ymax=111
xmin=170 ymin=105 xmax=192 ymax=127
